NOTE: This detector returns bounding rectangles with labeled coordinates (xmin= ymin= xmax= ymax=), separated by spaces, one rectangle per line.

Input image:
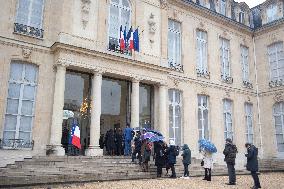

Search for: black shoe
xmin=226 ymin=183 xmax=236 ymax=185
xmin=170 ymin=175 xmax=177 ymax=178
xmin=202 ymin=178 xmax=207 ymax=180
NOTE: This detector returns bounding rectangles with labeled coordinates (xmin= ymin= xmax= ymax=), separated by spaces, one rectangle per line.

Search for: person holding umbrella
xmin=201 ymin=150 xmax=213 ymax=181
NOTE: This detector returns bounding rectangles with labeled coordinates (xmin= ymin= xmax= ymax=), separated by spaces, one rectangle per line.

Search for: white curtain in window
xmin=169 ymin=89 xmax=182 ymax=146
xmin=245 ymin=103 xmax=253 ymax=143
xmin=196 ymin=30 xmax=208 ymax=72
xmin=168 ymin=19 xmax=181 ymax=67
xmin=223 ymin=99 xmax=233 ymax=140
xmin=273 ymin=102 xmax=284 ymax=152
xmin=16 ymin=0 xmax=44 ymax=28
xmin=241 ymin=46 xmax=249 ymax=81
xmin=220 ymin=38 xmax=230 ymax=78
xmin=198 ymin=95 xmax=209 ymax=140
xmin=268 ymin=42 xmax=284 ymax=81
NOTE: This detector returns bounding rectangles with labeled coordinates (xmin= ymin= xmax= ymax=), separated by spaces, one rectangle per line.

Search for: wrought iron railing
xmin=243 ymin=80 xmax=253 ymax=89
xmin=196 ymin=68 xmax=210 ymax=79
xmin=168 ymin=61 xmax=183 ymax=72
xmin=269 ymin=79 xmax=284 ymax=88
xmin=0 ymin=138 xmax=34 ymax=149
xmin=221 ymin=75 xmax=233 ymax=84
xmin=14 ymin=23 xmax=44 ymax=38
xmin=108 ymin=38 xmax=132 ymax=56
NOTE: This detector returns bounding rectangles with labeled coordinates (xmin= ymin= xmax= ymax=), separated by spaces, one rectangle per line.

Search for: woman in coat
xmin=245 ymin=143 xmax=261 ymax=189
xmin=202 ymin=150 xmax=213 ymax=181
xmin=166 ymin=140 xmax=179 ymax=178
xmin=181 ymin=144 xmax=191 ymax=177
xmin=154 ymin=141 xmax=166 ymax=177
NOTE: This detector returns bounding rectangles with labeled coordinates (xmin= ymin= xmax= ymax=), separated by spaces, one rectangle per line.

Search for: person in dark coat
xmin=166 ymin=140 xmax=179 ymax=178
xmin=99 ymin=134 xmax=105 ymax=149
xmin=154 ymin=141 xmax=166 ymax=177
xmin=106 ymin=129 xmax=115 ymax=155
xmin=223 ymin=138 xmax=238 ymax=185
xmin=132 ymin=131 xmax=142 ymax=163
xmin=245 ymin=143 xmax=261 ymax=189
xmin=181 ymin=144 xmax=191 ymax=177
xmin=114 ymin=129 xmax=123 ymax=155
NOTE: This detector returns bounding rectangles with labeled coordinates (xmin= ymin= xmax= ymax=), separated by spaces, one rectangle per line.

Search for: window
xmin=245 ymin=103 xmax=254 ymax=143
xmin=196 ymin=30 xmax=208 ymax=73
xmin=14 ymin=0 xmax=44 ymax=38
xmin=169 ymin=89 xmax=182 ymax=146
xmin=108 ymin=0 xmax=131 ymax=52
xmin=198 ymin=0 xmax=206 ymax=6
xmin=220 ymin=38 xmax=230 ymax=79
xmin=168 ymin=19 xmax=182 ymax=71
xmin=241 ymin=45 xmax=249 ymax=82
xmin=2 ymin=62 xmax=38 ymax=148
xmin=267 ymin=4 xmax=277 ymax=22
xmin=273 ymin=102 xmax=284 ymax=152
xmin=239 ymin=11 xmax=245 ymax=24
xmin=198 ymin=95 xmax=209 ymax=140
xmin=220 ymin=0 xmax=227 ymax=16
xmin=268 ymin=42 xmax=284 ymax=82
xmin=223 ymin=99 xmax=233 ymax=140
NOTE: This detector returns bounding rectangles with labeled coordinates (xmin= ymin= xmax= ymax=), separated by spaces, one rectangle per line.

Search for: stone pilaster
xmin=131 ymin=79 xmax=140 ymax=128
xmin=159 ymin=83 xmax=168 ymax=142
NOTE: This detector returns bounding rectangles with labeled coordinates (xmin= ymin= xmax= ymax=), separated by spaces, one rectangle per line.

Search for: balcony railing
xmin=243 ymin=80 xmax=253 ymax=89
xmin=269 ymin=79 xmax=284 ymax=88
xmin=0 ymin=138 xmax=34 ymax=149
xmin=196 ymin=68 xmax=210 ymax=79
xmin=14 ymin=23 xmax=44 ymax=38
xmin=221 ymin=75 xmax=233 ymax=84
xmin=108 ymin=38 xmax=132 ymax=56
xmin=168 ymin=60 xmax=183 ymax=72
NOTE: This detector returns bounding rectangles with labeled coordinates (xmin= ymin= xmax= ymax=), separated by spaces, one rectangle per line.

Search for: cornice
xmin=254 ymin=18 xmax=284 ymax=36
xmin=258 ymin=87 xmax=284 ymax=97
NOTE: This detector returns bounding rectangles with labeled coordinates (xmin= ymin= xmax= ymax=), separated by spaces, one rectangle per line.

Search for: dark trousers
xmin=157 ymin=165 xmax=163 ymax=177
xmin=131 ymin=149 xmax=141 ymax=163
xmin=169 ymin=164 xmax=176 ymax=177
xmin=227 ymin=163 xmax=236 ymax=183
xmin=251 ymin=171 xmax=261 ymax=188
xmin=204 ymin=168 xmax=211 ymax=181
xmin=183 ymin=163 xmax=189 ymax=177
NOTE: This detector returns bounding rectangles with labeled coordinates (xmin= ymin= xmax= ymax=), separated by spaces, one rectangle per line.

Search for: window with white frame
xmin=15 ymin=0 xmax=44 ymax=28
xmin=108 ymin=0 xmax=131 ymax=50
xmin=196 ymin=30 xmax=208 ymax=73
xmin=2 ymin=62 xmax=38 ymax=148
xmin=273 ymin=102 xmax=284 ymax=152
xmin=220 ymin=38 xmax=230 ymax=79
xmin=199 ymin=0 xmax=206 ymax=6
xmin=245 ymin=103 xmax=254 ymax=143
xmin=223 ymin=99 xmax=233 ymax=140
xmin=239 ymin=11 xmax=245 ymax=24
xmin=241 ymin=45 xmax=249 ymax=82
xmin=268 ymin=42 xmax=284 ymax=82
xmin=220 ymin=0 xmax=227 ymax=16
xmin=198 ymin=95 xmax=209 ymax=140
xmin=169 ymin=89 xmax=182 ymax=146
xmin=168 ymin=19 xmax=181 ymax=69
xmin=267 ymin=4 xmax=277 ymax=22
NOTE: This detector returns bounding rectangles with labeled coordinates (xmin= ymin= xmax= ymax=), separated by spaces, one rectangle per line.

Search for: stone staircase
xmin=259 ymin=159 xmax=284 ymax=172
xmin=0 ymin=156 xmax=245 ymax=188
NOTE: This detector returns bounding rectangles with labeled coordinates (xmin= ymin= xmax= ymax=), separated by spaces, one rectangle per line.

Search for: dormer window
xmin=239 ymin=11 xmax=245 ymax=24
xmin=267 ymin=4 xmax=277 ymax=22
xmin=220 ymin=0 xmax=226 ymax=16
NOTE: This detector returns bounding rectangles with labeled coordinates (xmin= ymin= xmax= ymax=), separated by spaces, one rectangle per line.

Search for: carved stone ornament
xmin=274 ymin=92 xmax=284 ymax=102
xmin=269 ymin=33 xmax=278 ymax=44
xmin=160 ymin=0 xmax=168 ymax=9
xmin=173 ymin=78 xmax=180 ymax=87
xmin=81 ymin=0 xmax=91 ymax=29
xmin=148 ymin=13 xmax=156 ymax=44
xmin=22 ymin=48 xmax=32 ymax=59
xmin=225 ymin=91 xmax=231 ymax=98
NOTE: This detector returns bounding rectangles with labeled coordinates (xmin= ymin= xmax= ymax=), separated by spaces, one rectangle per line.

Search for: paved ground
xmin=36 ymin=172 xmax=284 ymax=189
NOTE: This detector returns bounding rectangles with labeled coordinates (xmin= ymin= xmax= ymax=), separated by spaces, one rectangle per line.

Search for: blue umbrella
xmin=198 ymin=139 xmax=217 ymax=153
xmin=149 ymin=135 xmax=164 ymax=142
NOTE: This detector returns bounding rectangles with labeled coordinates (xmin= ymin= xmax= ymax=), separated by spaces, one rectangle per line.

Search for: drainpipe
xmin=253 ymin=34 xmax=264 ymax=158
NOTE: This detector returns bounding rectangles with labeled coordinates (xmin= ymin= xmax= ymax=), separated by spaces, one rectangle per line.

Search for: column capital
xmin=56 ymin=58 xmax=71 ymax=67
xmin=92 ymin=67 xmax=105 ymax=75
xmin=158 ymin=81 xmax=168 ymax=87
xmin=131 ymin=76 xmax=140 ymax=83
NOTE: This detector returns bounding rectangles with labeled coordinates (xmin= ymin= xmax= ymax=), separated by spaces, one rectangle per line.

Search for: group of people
xmin=201 ymin=138 xmax=261 ymax=189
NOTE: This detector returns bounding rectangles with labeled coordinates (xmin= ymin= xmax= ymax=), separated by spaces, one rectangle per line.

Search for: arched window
xmin=108 ymin=0 xmax=131 ymax=51
xmin=268 ymin=42 xmax=284 ymax=83
xmin=273 ymin=102 xmax=284 ymax=152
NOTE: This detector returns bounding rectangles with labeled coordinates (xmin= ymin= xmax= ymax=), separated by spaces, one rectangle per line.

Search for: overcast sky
xmin=234 ymin=0 xmax=266 ymax=8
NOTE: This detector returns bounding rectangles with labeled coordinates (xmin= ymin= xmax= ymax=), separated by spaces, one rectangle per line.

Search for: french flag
xmin=120 ymin=25 xmax=125 ymax=50
xmin=128 ymin=27 xmax=134 ymax=50
xmin=70 ymin=122 xmax=81 ymax=149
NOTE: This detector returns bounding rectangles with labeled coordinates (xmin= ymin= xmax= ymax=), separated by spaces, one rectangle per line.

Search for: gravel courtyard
xmin=41 ymin=172 xmax=284 ymax=189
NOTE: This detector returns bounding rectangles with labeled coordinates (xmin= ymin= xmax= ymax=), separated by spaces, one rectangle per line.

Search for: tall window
xmin=3 ymin=62 xmax=38 ymax=148
xmin=220 ymin=38 xmax=230 ymax=79
xmin=198 ymin=0 xmax=206 ymax=6
xmin=168 ymin=19 xmax=181 ymax=70
xmin=223 ymin=99 xmax=233 ymax=140
xmin=220 ymin=0 xmax=227 ymax=16
xmin=198 ymin=95 xmax=209 ymax=140
xmin=169 ymin=89 xmax=182 ymax=146
xmin=108 ymin=0 xmax=131 ymax=51
xmin=267 ymin=4 xmax=277 ymax=22
xmin=273 ymin=102 xmax=284 ymax=152
xmin=241 ymin=45 xmax=249 ymax=82
xmin=268 ymin=42 xmax=284 ymax=82
xmin=239 ymin=11 xmax=245 ymax=24
xmin=245 ymin=103 xmax=254 ymax=143
xmin=14 ymin=0 xmax=44 ymax=38
xmin=196 ymin=30 xmax=208 ymax=73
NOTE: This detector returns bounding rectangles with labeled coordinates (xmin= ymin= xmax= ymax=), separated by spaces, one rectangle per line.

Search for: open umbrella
xmin=198 ymin=139 xmax=217 ymax=153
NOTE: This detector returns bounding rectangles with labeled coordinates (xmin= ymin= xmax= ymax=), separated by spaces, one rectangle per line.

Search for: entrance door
xmin=61 ymin=71 xmax=92 ymax=155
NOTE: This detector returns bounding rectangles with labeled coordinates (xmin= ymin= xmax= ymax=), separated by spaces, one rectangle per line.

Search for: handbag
xmin=201 ymin=160 xmax=204 ymax=166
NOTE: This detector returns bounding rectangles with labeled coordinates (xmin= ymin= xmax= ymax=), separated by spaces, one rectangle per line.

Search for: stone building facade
xmin=0 ymin=0 xmax=284 ymax=168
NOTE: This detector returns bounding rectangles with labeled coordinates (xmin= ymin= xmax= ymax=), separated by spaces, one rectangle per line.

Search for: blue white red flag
xmin=133 ymin=28 xmax=139 ymax=52
xmin=128 ymin=27 xmax=134 ymax=50
xmin=120 ymin=25 xmax=125 ymax=50
xmin=69 ymin=120 xmax=81 ymax=149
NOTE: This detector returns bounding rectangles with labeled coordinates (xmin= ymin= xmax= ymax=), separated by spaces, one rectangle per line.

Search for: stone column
xmin=131 ymin=79 xmax=140 ymax=128
xmin=48 ymin=64 xmax=66 ymax=156
xmin=159 ymin=83 xmax=168 ymax=142
xmin=85 ymin=71 xmax=103 ymax=156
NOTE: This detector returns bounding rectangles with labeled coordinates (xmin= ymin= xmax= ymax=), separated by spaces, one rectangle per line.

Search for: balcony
xmin=108 ymin=37 xmax=132 ymax=56
xmin=243 ymin=80 xmax=253 ymax=89
xmin=269 ymin=79 xmax=284 ymax=88
xmin=221 ymin=75 xmax=233 ymax=84
xmin=14 ymin=23 xmax=44 ymax=38
xmin=168 ymin=60 xmax=183 ymax=72
xmin=196 ymin=68 xmax=210 ymax=79
xmin=0 ymin=138 xmax=34 ymax=149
